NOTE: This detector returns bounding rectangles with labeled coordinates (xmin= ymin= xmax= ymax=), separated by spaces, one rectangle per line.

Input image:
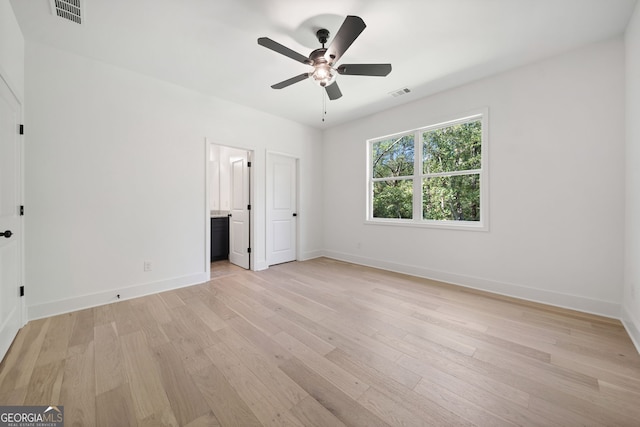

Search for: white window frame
xmin=366 ymin=109 xmax=489 ymax=231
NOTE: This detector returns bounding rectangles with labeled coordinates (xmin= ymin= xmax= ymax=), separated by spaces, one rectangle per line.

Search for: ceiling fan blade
xmin=324 ymin=15 xmax=366 ymax=65
xmin=271 ymin=73 xmax=310 ymax=89
xmin=325 ymin=82 xmax=342 ymax=100
xmin=258 ymin=37 xmax=312 ymax=65
xmin=337 ymin=64 xmax=392 ymax=76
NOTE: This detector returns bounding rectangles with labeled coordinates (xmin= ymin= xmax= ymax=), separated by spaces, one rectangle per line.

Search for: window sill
xmin=365 ymin=218 xmax=488 ymax=232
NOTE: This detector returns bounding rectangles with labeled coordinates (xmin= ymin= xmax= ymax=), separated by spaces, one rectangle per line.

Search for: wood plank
xmin=119 ymin=331 xmax=178 ymax=424
xmin=473 ymin=347 xmax=600 ymax=397
xmin=111 ymin=300 xmax=142 ymax=336
xmin=94 ymin=322 xmax=127 ymax=395
xmin=181 ymin=297 xmax=227 ymax=332
xmin=183 ymin=411 xmax=221 ymax=427
xmin=214 ymin=326 xmax=308 ymax=409
xmin=132 ymin=303 xmax=171 ymax=348
xmin=410 ymin=372 xmax=514 ymax=426
xmin=321 ymin=315 xmax=411 ymax=361
xmin=198 ymin=293 xmax=238 ymax=321
xmin=226 ymin=315 xmax=292 ymax=366
xmin=273 ymin=331 xmax=369 ymax=400
xmin=190 ymin=363 xmax=262 ymax=427
xmin=96 ymin=384 xmax=137 ymax=427
xmin=170 ymin=345 xmax=214 ymax=376
xmin=0 ymin=387 xmax=26 ymax=406
xmin=289 ymin=395 xmax=347 ymax=427
xmin=0 ymin=318 xmax=50 ymax=391
xmin=151 ymin=342 xmax=211 ymax=426
xmin=158 ymin=290 xmax=185 ymax=309
xmin=279 ymin=357 xmax=389 ymax=427
xmin=67 ymin=308 xmax=94 ymax=350
xmin=269 ymin=312 xmax=336 ymax=356
xmin=526 ymin=395 xmax=608 ymax=427
xmin=59 ymin=341 xmax=95 ymax=426
xmin=23 ymin=360 xmax=65 ymax=405
xmin=412 ymin=374 xmax=548 ymax=427
xmin=93 ymin=304 xmax=115 ymax=326
xmin=213 ymin=289 xmax=281 ymax=336
xmin=203 ymin=341 xmax=306 ymax=426
xmin=325 ymin=348 xmax=473 ymax=426
xmin=143 ymin=294 xmax=173 ymax=324
xmin=382 ymin=333 xmax=531 ymax=408
xmin=357 ymin=386 xmax=449 ymax=427
xmin=34 ymin=313 xmax=74 ymax=367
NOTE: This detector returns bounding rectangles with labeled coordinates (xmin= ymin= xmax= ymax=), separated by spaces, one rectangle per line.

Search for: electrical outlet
xmin=143 ymin=261 xmax=152 ymax=272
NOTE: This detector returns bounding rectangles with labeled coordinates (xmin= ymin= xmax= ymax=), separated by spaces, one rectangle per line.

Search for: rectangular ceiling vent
xmin=389 ymin=87 xmax=411 ymax=97
xmin=50 ymin=0 xmax=83 ymax=24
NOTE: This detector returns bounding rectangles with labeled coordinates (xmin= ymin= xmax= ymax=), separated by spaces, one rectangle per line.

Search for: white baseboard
xmin=622 ymin=305 xmax=640 ymax=355
xmin=26 ymin=272 xmax=210 ymax=321
xmin=322 ymin=250 xmax=622 ymax=319
xmin=300 ymin=249 xmax=324 ymax=261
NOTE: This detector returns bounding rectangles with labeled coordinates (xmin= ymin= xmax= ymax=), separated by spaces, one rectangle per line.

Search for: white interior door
xmin=229 ymin=156 xmax=250 ymax=269
xmin=267 ymin=153 xmax=297 ymax=266
xmin=0 ymin=75 xmax=23 ymax=361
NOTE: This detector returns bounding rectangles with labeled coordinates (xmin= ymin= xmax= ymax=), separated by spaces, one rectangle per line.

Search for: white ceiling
xmin=9 ymin=0 xmax=638 ymax=129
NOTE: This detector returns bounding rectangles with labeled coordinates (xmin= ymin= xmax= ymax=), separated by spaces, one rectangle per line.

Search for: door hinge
xmin=247 ymin=161 xmax=251 ymax=167
xmin=247 ymin=247 xmax=251 ymax=253
xmin=19 ymin=286 xmax=24 ymax=297
xmin=19 ymin=124 xmax=24 ymax=135
xmin=20 ymin=205 xmax=24 ymax=216
xmin=247 ymin=204 xmax=251 ymax=210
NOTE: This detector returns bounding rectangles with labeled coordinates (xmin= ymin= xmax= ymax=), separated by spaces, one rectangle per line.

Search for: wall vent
xmin=389 ymin=87 xmax=411 ymax=97
xmin=50 ymin=0 xmax=83 ymax=24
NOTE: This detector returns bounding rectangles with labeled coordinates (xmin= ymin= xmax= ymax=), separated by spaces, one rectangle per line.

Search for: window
xmin=368 ymin=111 xmax=487 ymax=229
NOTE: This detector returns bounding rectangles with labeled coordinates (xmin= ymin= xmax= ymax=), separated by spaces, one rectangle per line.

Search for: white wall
xmin=209 ymin=144 xmax=220 ymax=211
xmin=323 ymin=38 xmax=626 ymax=317
xmin=0 ymin=1 xmax=24 ymax=100
xmin=624 ymin=3 xmax=640 ymax=350
xmin=24 ymin=42 xmax=323 ymax=319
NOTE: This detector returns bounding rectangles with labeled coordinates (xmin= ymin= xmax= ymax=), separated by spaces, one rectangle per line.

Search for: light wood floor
xmin=1 ymin=258 xmax=639 ymax=426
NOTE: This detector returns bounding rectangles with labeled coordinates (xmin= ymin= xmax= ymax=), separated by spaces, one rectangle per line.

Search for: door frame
xmin=0 ymin=68 xmax=25 ymax=361
xmin=204 ymin=139 xmax=254 ymax=273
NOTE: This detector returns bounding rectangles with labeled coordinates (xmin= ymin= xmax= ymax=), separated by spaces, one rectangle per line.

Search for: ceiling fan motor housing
xmin=316 ymin=28 xmax=330 ymax=46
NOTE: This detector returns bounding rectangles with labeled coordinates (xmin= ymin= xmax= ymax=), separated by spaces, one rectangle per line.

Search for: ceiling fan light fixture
xmin=311 ymin=63 xmax=337 ymax=87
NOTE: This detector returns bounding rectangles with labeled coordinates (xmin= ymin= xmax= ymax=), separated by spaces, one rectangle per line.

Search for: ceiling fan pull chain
xmin=322 ymin=89 xmax=327 ymax=122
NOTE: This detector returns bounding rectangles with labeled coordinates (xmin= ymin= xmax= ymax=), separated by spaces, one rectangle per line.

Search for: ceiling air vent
xmin=50 ymin=0 xmax=83 ymax=24
xmin=389 ymin=87 xmax=411 ymax=97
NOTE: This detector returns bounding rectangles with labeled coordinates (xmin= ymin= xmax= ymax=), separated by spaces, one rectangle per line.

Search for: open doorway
xmin=207 ymin=142 xmax=252 ymax=273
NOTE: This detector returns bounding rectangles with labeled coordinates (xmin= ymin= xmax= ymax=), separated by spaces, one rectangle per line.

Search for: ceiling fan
xmin=257 ymin=15 xmax=392 ymax=100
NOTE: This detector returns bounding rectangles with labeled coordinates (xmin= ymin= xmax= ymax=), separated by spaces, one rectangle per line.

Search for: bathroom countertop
xmin=210 ymin=210 xmax=230 ymax=218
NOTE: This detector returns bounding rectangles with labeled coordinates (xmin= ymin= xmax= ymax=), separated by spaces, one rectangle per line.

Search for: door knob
xmin=0 ymin=230 xmax=12 ymax=238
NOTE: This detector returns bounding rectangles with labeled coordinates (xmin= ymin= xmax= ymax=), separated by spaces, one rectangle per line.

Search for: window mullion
xmin=413 ymin=130 xmax=422 ymax=221
xmin=423 ymin=169 xmax=482 ymax=179
xmin=371 ymin=175 xmax=414 ymax=182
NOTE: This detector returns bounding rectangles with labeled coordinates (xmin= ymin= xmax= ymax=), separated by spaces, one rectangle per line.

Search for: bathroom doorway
xmin=207 ymin=142 xmax=252 ymax=271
